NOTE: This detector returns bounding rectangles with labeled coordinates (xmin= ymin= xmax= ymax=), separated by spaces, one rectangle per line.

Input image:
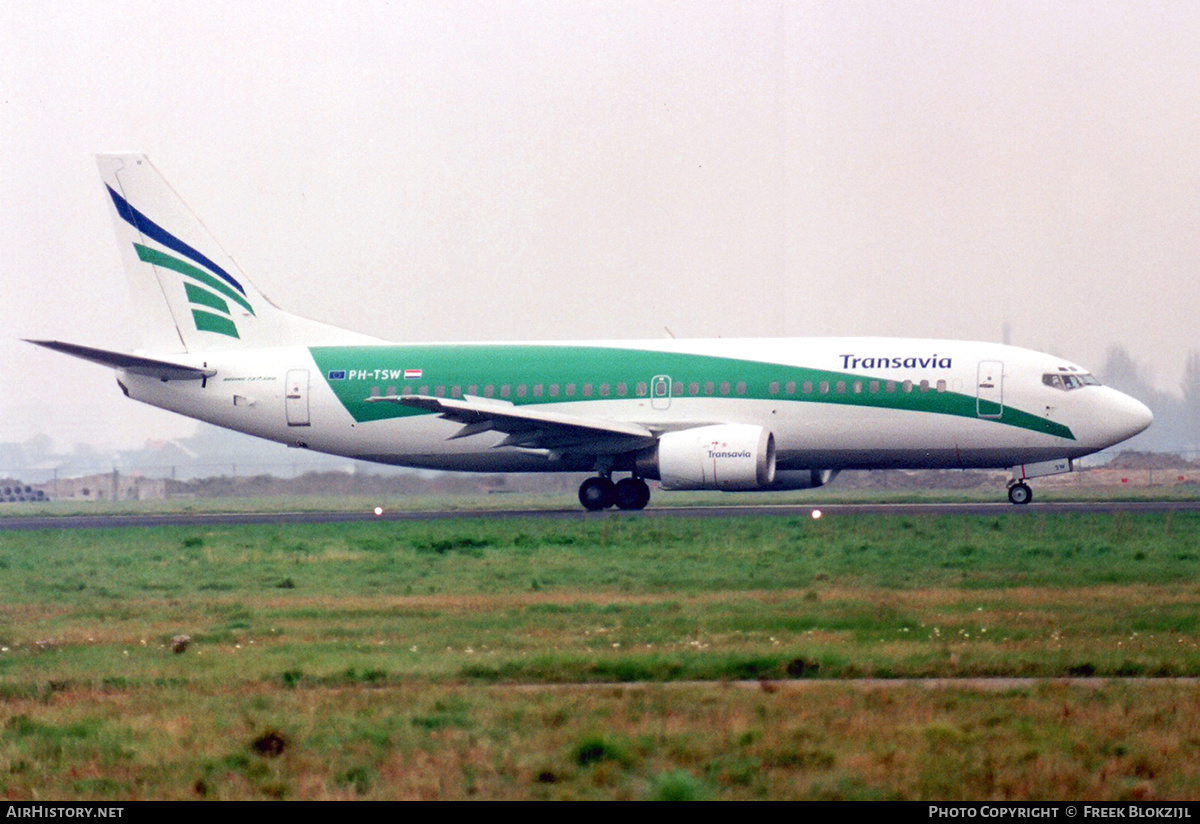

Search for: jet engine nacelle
xmin=768 ymin=469 xmax=840 ymax=490
xmin=646 ymin=424 xmax=776 ymax=491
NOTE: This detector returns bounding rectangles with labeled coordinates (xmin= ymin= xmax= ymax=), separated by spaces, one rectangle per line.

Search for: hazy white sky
xmin=3 ymin=1 xmax=1199 ymax=449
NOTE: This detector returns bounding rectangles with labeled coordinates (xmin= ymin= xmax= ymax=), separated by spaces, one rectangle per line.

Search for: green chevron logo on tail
xmin=107 ymin=184 xmax=255 ymax=339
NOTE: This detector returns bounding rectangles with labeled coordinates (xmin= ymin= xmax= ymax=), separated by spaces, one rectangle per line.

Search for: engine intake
xmin=643 ymin=424 xmax=776 ymax=491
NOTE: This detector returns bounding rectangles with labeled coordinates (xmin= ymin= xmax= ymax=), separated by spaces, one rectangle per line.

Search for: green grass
xmin=2 ymin=681 xmax=1199 ymax=799
xmin=2 ymin=512 xmax=1200 ymax=798
xmin=2 ymin=513 xmax=1200 ymax=685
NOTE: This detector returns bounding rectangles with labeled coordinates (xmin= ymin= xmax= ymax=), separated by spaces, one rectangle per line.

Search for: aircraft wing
xmin=364 ymin=394 xmax=656 ymax=454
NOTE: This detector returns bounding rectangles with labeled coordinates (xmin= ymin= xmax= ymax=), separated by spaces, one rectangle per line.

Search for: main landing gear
xmin=1007 ymin=481 xmax=1033 ymax=505
xmin=578 ymin=475 xmax=651 ymax=511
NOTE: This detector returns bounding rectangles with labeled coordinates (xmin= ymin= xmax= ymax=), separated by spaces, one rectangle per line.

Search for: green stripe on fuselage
xmin=309 ymin=345 xmax=1076 ymax=440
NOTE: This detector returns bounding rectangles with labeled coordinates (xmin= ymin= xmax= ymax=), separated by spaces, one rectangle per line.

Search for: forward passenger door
xmin=976 ymin=361 xmax=1004 ymax=419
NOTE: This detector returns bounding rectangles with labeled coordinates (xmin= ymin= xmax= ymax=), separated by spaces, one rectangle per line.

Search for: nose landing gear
xmin=578 ymin=475 xmax=650 ymax=511
xmin=1006 ymin=458 xmax=1074 ymax=505
xmin=1007 ymin=481 xmax=1033 ymax=505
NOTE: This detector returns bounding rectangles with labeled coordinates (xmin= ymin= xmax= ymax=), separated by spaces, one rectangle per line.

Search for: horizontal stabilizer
xmin=25 ymin=340 xmax=216 ymax=381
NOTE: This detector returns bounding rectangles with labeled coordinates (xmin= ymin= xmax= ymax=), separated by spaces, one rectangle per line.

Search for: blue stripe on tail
xmin=106 ymin=184 xmax=247 ymax=296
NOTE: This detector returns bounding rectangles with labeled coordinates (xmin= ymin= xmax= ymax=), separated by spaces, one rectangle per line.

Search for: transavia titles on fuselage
xmin=28 ymin=155 xmax=1153 ymax=510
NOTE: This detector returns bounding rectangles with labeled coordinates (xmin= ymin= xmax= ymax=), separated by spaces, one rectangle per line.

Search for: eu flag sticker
xmin=328 ymin=370 xmax=347 ymax=381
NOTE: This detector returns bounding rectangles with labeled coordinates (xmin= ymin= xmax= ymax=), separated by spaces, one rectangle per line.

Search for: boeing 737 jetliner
xmin=29 ymin=155 xmax=1153 ymax=509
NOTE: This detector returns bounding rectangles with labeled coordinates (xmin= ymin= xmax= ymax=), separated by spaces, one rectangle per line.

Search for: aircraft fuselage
xmin=118 ymin=336 xmax=1151 ymax=476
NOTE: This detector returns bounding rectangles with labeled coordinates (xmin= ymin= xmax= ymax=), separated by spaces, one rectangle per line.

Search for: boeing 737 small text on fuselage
xmin=28 ymin=155 xmax=1153 ymax=509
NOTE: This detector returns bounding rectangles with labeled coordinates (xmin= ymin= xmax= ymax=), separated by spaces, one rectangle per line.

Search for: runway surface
xmin=2 ymin=499 xmax=1199 ymax=531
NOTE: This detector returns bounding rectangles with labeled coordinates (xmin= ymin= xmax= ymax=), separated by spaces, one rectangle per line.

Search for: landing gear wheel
xmin=578 ymin=477 xmax=616 ymax=511
xmin=614 ymin=478 xmax=651 ymax=511
xmin=1008 ymin=482 xmax=1033 ymax=505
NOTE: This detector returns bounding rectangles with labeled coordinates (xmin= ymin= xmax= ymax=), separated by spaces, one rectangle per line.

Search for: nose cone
xmin=1099 ymin=389 xmax=1154 ymax=447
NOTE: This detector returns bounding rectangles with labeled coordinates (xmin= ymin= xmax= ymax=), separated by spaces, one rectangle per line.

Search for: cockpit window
xmin=1043 ymin=372 xmax=1100 ymax=391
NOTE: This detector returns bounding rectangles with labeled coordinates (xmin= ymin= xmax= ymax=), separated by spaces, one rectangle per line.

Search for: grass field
xmin=1 ymin=511 xmax=1199 ymax=799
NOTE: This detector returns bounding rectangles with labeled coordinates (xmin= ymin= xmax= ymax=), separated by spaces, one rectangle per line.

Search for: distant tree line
xmin=1098 ymin=345 xmax=1200 ymax=454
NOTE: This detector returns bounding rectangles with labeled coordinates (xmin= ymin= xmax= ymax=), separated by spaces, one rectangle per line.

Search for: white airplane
xmin=29 ymin=154 xmax=1153 ymax=509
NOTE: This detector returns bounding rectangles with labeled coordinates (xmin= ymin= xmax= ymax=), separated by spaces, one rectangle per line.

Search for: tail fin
xmin=98 ymin=154 xmax=383 ymax=352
